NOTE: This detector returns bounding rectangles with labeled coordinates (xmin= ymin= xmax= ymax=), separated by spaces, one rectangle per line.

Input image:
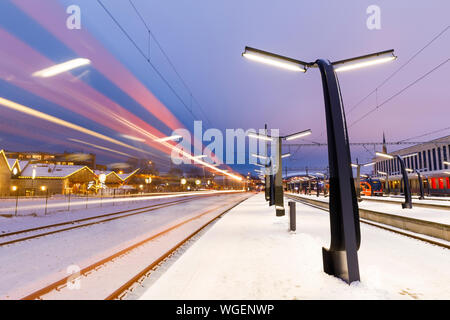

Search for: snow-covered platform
xmin=139 ymin=193 xmax=450 ymax=300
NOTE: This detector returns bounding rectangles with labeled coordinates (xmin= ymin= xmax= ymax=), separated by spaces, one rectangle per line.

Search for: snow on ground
xmin=292 ymin=194 xmax=450 ymax=225
xmin=0 ymin=191 xmax=239 ymax=234
xmin=140 ymin=193 xmax=450 ymax=300
xmin=0 ymin=192 xmax=245 ymax=299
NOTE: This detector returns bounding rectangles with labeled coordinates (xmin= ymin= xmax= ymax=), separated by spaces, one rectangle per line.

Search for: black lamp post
xmin=415 ymin=169 xmax=425 ymax=200
xmin=376 ymin=152 xmax=415 ymax=209
xmin=243 ymin=46 xmax=397 ymax=284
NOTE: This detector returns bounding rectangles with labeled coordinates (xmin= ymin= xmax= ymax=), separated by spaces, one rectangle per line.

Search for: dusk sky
xmin=0 ymin=0 xmax=448 ymax=176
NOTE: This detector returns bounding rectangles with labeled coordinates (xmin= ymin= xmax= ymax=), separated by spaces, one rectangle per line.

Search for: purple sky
xmin=1 ymin=0 xmax=449 ymax=174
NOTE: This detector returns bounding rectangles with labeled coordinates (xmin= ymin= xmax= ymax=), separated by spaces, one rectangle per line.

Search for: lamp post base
xmin=322 ymin=247 xmax=358 ymax=284
xmin=402 ymin=202 xmax=413 ymax=209
xmin=276 ymin=208 xmax=285 ymax=216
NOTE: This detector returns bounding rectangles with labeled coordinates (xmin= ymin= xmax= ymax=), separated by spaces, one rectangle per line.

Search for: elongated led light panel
xmin=375 ymin=152 xmax=394 ymax=159
xmin=242 ymin=47 xmax=307 ymax=72
xmin=248 ymin=132 xmax=272 ymax=141
xmin=284 ymin=129 xmax=312 ymax=141
xmin=333 ymin=50 xmax=396 ymax=72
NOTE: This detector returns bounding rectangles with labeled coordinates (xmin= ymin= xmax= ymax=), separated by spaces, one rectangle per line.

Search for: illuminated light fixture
xmin=121 ymin=134 xmax=145 ymax=142
xmin=195 ymin=180 xmax=201 ymax=185
xmin=40 ymin=186 xmax=46 ymax=191
xmin=402 ymin=153 xmax=418 ymax=158
xmin=284 ymin=129 xmax=312 ymax=141
xmin=333 ymin=50 xmax=397 ymax=72
xmin=360 ymin=174 xmax=368 ymax=178
xmin=11 ymin=186 xmax=18 ymax=191
xmin=32 ymin=167 xmax=36 ymax=179
xmin=252 ymin=153 xmax=269 ymax=160
xmin=33 ymin=58 xmax=91 ymax=78
xmin=281 ymin=153 xmax=291 ymax=158
xmin=154 ymin=135 xmax=182 ymax=142
xmin=12 ymin=167 xmax=18 ymax=175
xmin=242 ymin=47 xmax=307 ymax=72
xmin=139 ymin=185 xmax=144 ymax=189
xmin=378 ymin=171 xmax=387 ymax=175
xmin=363 ymin=162 xmax=375 ymax=167
xmin=98 ymin=173 xmax=107 ymax=184
xmin=375 ymin=152 xmax=394 ymax=159
xmin=443 ymin=161 xmax=450 ymax=166
xmin=180 ymin=178 xmax=187 ymax=185
xmin=405 ymin=168 xmax=413 ymax=173
xmin=247 ymin=132 xmax=273 ymax=141
xmin=351 ymin=164 xmax=358 ymax=168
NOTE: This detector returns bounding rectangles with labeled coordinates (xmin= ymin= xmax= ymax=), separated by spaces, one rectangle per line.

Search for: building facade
xmin=373 ymin=135 xmax=450 ymax=196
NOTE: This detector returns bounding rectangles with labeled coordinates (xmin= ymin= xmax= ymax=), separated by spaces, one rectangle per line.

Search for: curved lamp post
xmin=376 ymin=152 xmax=416 ymax=209
xmin=352 ymin=162 xmax=375 ymax=201
xmin=243 ymin=46 xmax=397 ymax=283
xmin=415 ymin=169 xmax=425 ymax=200
xmin=250 ymin=129 xmax=311 ymax=216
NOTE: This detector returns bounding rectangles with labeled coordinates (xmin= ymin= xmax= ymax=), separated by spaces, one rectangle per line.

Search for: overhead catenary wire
xmin=349 ymin=58 xmax=449 ymax=128
xmin=128 ymin=0 xmax=213 ymax=128
xmin=347 ymin=25 xmax=449 ymax=115
xmin=96 ymin=0 xmax=209 ymax=126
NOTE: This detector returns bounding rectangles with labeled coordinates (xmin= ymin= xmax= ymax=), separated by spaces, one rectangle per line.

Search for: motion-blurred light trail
xmin=0 ymin=97 xmax=154 ymax=156
xmin=0 ymin=190 xmax=242 ymax=215
xmin=68 ymin=138 xmax=136 ymax=158
xmin=32 ymin=58 xmax=91 ymax=78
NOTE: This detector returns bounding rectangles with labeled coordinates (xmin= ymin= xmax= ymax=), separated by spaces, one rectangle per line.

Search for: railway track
xmin=286 ymin=194 xmax=450 ymax=249
xmin=20 ymin=194 xmax=251 ymax=300
xmin=0 ymin=192 xmax=238 ymax=247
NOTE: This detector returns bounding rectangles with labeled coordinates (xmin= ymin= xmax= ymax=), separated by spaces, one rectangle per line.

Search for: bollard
xmin=288 ymin=201 xmax=296 ymax=232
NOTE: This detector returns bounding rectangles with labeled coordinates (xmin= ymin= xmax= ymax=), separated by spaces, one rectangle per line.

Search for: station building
xmin=373 ymin=135 xmax=450 ymax=196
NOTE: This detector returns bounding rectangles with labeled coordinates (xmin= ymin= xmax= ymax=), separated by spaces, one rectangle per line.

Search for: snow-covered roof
xmin=117 ymin=168 xmax=140 ymax=181
xmin=18 ymin=160 xmax=30 ymax=171
xmin=20 ymin=164 xmax=92 ymax=179
xmin=6 ymin=158 xmax=17 ymax=170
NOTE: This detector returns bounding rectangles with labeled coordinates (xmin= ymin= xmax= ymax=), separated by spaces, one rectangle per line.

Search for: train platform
xmin=139 ymin=193 xmax=449 ymax=300
xmin=291 ymin=194 xmax=450 ymax=225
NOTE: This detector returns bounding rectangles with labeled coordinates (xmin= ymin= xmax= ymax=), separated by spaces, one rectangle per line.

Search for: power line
xmin=398 ymin=126 xmax=450 ymax=142
xmin=96 ymin=0 xmax=207 ymax=126
xmin=349 ymin=58 xmax=449 ymax=128
xmin=128 ymin=0 xmax=213 ymax=128
xmin=347 ymin=25 xmax=449 ymax=115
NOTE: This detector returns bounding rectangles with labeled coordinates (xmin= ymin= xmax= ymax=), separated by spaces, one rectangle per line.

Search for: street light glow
xmin=402 ymin=153 xmax=418 ymax=159
xmin=333 ymin=50 xmax=396 ymax=72
xmin=33 ymin=58 xmax=91 ymax=78
xmin=251 ymin=153 xmax=269 ymax=160
xmin=375 ymin=152 xmax=394 ymax=159
xmin=242 ymin=47 xmax=307 ymax=72
xmin=284 ymin=129 xmax=312 ymax=141
xmin=247 ymin=132 xmax=273 ymax=141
